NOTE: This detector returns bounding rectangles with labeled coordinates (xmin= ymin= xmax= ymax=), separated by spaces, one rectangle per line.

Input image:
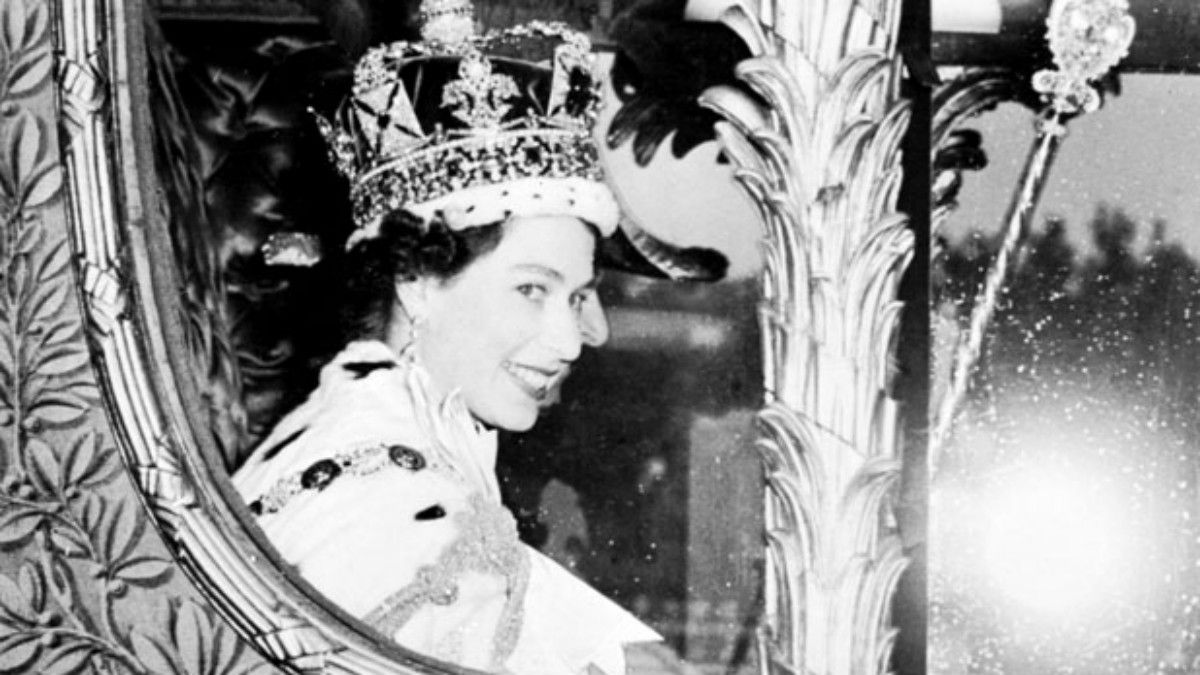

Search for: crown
xmin=313 ymin=4 xmax=618 ymax=246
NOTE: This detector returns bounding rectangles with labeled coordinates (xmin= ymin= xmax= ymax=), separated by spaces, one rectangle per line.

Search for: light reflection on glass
xmin=981 ymin=467 xmax=1132 ymax=616
xmin=933 ymin=225 xmax=1200 ymax=673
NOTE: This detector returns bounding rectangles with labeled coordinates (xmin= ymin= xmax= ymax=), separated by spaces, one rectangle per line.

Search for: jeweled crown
xmin=313 ymin=1 xmax=618 ymax=242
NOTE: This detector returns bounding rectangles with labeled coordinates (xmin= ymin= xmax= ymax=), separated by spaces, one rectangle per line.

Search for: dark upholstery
xmin=164 ymin=23 xmax=356 ymax=460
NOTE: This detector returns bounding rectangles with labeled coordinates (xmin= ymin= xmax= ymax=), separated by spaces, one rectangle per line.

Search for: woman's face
xmin=408 ymin=215 xmax=606 ymax=431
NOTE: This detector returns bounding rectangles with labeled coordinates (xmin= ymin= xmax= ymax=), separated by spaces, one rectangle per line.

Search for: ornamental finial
xmin=1032 ymin=0 xmax=1136 ymax=114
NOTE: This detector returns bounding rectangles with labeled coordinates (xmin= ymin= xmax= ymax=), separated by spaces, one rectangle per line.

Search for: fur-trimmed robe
xmin=234 ymin=341 xmax=659 ymax=674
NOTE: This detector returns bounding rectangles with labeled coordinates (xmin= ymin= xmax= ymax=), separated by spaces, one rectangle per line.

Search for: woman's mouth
xmin=502 ymin=361 xmax=561 ymax=399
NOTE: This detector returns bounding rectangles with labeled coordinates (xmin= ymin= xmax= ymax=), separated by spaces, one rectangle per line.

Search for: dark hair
xmin=338 ymin=210 xmax=505 ymax=342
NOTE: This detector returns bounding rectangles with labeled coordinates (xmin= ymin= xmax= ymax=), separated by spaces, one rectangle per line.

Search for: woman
xmin=234 ymin=3 xmax=672 ymax=672
xmin=237 ymin=213 xmax=658 ymax=673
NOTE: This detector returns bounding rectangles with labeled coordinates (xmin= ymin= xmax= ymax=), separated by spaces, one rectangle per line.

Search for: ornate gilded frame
xmin=59 ymin=1 xmax=922 ymax=674
xmin=57 ymin=1 xmax=450 ymax=673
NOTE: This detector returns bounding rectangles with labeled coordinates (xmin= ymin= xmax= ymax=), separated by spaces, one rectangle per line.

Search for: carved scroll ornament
xmin=0 ymin=0 xmax=276 ymax=672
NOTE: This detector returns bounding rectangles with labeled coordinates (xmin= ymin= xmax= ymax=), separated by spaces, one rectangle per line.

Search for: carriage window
xmin=499 ymin=269 xmax=764 ymax=670
xmin=153 ymin=6 xmax=768 ymax=669
xmin=499 ymin=117 xmax=765 ymax=670
xmin=932 ymin=74 xmax=1200 ymax=673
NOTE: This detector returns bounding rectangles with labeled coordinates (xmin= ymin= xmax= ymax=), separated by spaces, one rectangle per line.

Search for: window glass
xmin=933 ymin=74 xmax=1200 ymax=674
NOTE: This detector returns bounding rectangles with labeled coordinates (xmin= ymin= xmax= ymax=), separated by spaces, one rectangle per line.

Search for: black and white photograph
xmin=0 ymin=0 xmax=1196 ymax=674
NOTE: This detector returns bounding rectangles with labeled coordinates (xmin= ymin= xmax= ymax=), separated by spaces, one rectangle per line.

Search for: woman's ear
xmin=394 ymin=277 xmax=432 ymax=326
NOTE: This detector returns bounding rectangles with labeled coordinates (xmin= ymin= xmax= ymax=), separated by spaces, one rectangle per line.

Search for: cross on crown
xmin=442 ymin=51 xmax=521 ymax=131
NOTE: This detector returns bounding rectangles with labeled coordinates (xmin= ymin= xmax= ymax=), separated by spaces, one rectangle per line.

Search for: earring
xmin=403 ymin=312 xmax=426 ymax=362
xmin=395 ymin=300 xmax=425 ymax=361
xmin=408 ymin=315 xmax=423 ymax=348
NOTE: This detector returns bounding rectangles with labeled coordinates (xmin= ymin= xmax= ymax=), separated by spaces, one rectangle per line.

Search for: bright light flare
xmin=981 ymin=470 xmax=1133 ymax=616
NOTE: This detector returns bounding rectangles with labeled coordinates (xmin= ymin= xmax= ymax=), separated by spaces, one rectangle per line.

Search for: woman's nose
xmin=543 ymin=301 xmax=585 ymax=362
xmin=578 ymin=293 xmax=608 ymax=347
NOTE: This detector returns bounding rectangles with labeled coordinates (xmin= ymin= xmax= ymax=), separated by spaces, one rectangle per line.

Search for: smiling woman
xmin=227 ymin=5 xmax=687 ymax=670
xmin=233 ymin=206 xmax=650 ymax=671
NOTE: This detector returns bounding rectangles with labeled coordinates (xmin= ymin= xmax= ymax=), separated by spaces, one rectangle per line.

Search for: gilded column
xmin=693 ymin=1 xmax=912 ymax=673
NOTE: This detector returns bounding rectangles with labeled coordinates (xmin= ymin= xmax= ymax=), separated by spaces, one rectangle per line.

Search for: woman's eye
xmin=516 ymin=283 xmax=548 ymax=300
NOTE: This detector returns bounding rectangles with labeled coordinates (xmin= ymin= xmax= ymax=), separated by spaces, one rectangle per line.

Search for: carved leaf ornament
xmin=0 ymin=0 xmax=268 ymax=673
xmin=691 ymin=1 xmax=912 ymax=673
